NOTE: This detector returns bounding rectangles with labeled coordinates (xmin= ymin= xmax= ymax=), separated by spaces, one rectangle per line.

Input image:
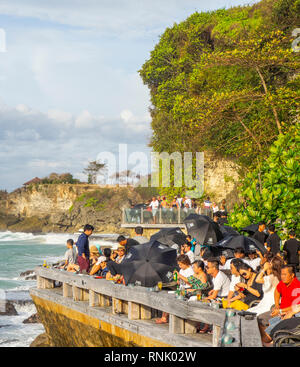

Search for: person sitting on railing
xmin=222 ymin=258 xmax=244 ymax=308
xmin=89 ymin=245 xmax=100 ymax=267
xmin=223 ymin=262 xmax=263 ymax=311
xmin=155 ymin=255 xmax=194 ymax=325
xmin=59 ymin=239 xmax=78 ymax=271
xmin=175 ymin=260 xmax=210 ymax=298
xmin=181 ymin=242 xmax=195 ymax=264
xmin=89 ymin=256 xmax=110 ymax=277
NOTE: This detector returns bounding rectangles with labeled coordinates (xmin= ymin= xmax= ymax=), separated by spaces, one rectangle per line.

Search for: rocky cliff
xmin=0 ymin=156 xmax=241 ymax=234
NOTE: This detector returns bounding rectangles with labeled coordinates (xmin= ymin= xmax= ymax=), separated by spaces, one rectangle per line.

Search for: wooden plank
xmin=169 ymin=314 xmax=185 ymax=334
xmin=128 ymin=302 xmax=140 ymax=320
xmin=140 ymin=305 xmax=152 ymax=320
xmin=37 ymin=276 xmax=43 ymax=289
xmin=99 ymin=294 xmax=111 ymax=307
xmin=43 ymin=278 xmax=55 ymax=289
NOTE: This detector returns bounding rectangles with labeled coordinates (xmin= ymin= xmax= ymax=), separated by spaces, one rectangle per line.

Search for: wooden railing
xmin=35 ymin=266 xmax=226 ymax=346
xmin=35 ymin=266 xmax=262 ymax=347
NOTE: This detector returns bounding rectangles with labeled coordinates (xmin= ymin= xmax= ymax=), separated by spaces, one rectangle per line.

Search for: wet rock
xmin=23 ymin=313 xmax=40 ymax=324
xmin=0 ymin=301 xmax=18 ymax=316
xmin=30 ymin=333 xmax=51 ymax=347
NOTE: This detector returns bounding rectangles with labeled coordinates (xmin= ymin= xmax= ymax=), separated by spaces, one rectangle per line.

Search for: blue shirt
xmin=76 ymin=233 xmax=90 ymax=258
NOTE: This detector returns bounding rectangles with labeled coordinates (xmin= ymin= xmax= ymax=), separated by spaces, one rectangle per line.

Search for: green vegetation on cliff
xmin=139 ymin=0 xmax=299 ymax=170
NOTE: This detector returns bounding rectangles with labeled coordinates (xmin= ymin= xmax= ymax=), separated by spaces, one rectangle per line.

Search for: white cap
xmin=96 ymin=256 xmax=107 ymax=266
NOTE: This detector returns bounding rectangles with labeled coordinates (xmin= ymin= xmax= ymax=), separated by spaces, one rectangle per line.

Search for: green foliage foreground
xmin=228 ymin=123 xmax=300 ymax=238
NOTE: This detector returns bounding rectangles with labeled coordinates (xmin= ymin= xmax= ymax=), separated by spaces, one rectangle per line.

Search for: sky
xmin=0 ymin=0 xmax=259 ymax=191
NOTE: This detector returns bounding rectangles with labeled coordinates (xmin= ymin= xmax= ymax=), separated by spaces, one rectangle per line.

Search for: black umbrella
xmin=241 ymin=224 xmax=259 ymax=235
xmin=215 ymin=235 xmax=267 ymax=254
xmin=150 ymin=227 xmax=187 ymax=248
xmin=118 ymin=240 xmax=178 ymax=287
xmin=184 ymin=214 xmax=223 ymax=246
xmin=219 ymin=225 xmax=240 ymax=237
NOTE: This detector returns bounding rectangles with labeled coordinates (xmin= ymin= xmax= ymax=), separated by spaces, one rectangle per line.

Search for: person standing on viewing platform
xmin=132 ymin=226 xmax=148 ymax=244
xmin=266 ymin=224 xmax=281 ymax=256
xmin=203 ymin=196 xmax=212 ymax=216
xmin=252 ymin=222 xmax=267 ymax=245
xmin=149 ymin=196 xmax=159 ymax=224
xmin=76 ymin=224 xmax=94 ymax=274
xmin=283 ymin=231 xmax=300 ymax=270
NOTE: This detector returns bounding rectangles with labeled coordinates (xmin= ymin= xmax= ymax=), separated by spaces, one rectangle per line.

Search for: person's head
xmin=220 ymin=204 xmax=226 ymax=211
xmin=239 ymin=262 xmax=255 ymax=280
xmin=187 ymin=235 xmax=192 ymax=241
xmin=269 ymin=255 xmax=284 ymax=281
xmin=213 ymin=212 xmax=220 ymax=223
xmin=83 ymin=224 xmax=94 ymax=236
xmin=117 ymin=245 xmax=126 ymax=257
xmin=111 ymin=250 xmax=118 ymax=259
xmin=192 ymin=260 xmax=205 ymax=274
xmin=90 ymin=245 xmax=100 ymax=258
xmin=177 ymin=254 xmax=191 ymax=270
xmin=289 ymin=230 xmax=296 ymax=238
xmin=67 ymin=239 xmax=74 ymax=248
xmin=135 ymin=226 xmax=143 ymax=236
xmin=248 ymin=250 xmax=257 ymax=260
xmin=103 ymin=248 xmax=111 ymax=258
xmin=219 ymin=255 xmax=227 ymax=266
xmin=268 ymin=224 xmax=276 ymax=234
xmin=182 ymin=242 xmax=192 ymax=253
xmin=230 ymin=258 xmax=244 ymax=276
xmin=97 ymin=256 xmax=108 ymax=270
xmin=117 ymin=235 xmax=127 ymax=246
xmin=258 ymin=222 xmax=266 ymax=232
xmin=234 ymin=247 xmax=245 ymax=259
xmin=152 ymin=196 xmax=156 ymax=201
xmin=162 ymin=196 xmax=166 ymax=201
xmin=206 ymin=196 xmax=210 ymax=201
xmin=206 ymin=258 xmax=219 ymax=276
xmin=281 ymin=265 xmax=295 ymax=285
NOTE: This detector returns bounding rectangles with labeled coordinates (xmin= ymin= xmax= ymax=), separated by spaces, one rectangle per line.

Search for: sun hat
xmin=90 ymin=245 xmax=100 ymax=256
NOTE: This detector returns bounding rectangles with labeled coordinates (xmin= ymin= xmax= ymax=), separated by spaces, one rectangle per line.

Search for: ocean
xmin=0 ymin=231 xmax=116 ymax=347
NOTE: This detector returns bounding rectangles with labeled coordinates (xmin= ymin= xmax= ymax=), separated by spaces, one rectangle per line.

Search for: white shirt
xmin=185 ymin=250 xmax=195 ymax=264
xmin=244 ymin=257 xmax=261 ymax=271
xmin=179 ymin=267 xmax=194 ymax=288
xmin=149 ymin=200 xmax=159 ymax=210
xmin=219 ymin=258 xmax=233 ymax=270
xmin=229 ymin=274 xmax=242 ymax=292
xmin=212 ymin=271 xmax=230 ymax=298
xmin=185 ymin=198 xmax=192 ymax=208
xmin=212 ymin=205 xmax=219 ymax=213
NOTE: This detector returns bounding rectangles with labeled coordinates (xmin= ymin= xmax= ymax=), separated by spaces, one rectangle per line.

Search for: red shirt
xmin=276 ymin=277 xmax=300 ymax=309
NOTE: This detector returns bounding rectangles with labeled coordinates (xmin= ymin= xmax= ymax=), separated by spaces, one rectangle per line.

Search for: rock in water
xmin=30 ymin=333 xmax=51 ymax=347
xmin=0 ymin=301 xmax=18 ymax=316
xmin=23 ymin=313 xmax=40 ymax=324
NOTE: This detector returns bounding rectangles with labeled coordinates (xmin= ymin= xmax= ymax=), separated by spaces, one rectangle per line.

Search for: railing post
xmin=159 ymin=207 xmax=162 ymax=224
xmin=89 ymin=290 xmax=100 ymax=307
xmin=112 ymin=298 xmax=123 ymax=314
xmin=178 ymin=207 xmax=181 ymax=224
xmin=140 ymin=305 xmax=152 ymax=320
xmin=212 ymin=325 xmax=221 ymax=347
xmin=128 ymin=302 xmax=140 ymax=320
xmin=184 ymin=320 xmax=198 ymax=334
xmin=169 ymin=314 xmax=185 ymax=334
xmin=141 ymin=208 xmax=144 ymax=224
xmin=63 ymin=283 xmax=73 ymax=298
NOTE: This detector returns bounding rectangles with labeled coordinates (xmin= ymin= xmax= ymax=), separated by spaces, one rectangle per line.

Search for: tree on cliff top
xmin=83 ymin=161 xmax=106 ymax=184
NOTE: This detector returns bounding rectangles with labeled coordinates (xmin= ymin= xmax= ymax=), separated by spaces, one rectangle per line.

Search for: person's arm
xmin=256 ymin=268 xmax=266 ymax=284
xmin=206 ymin=290 xmax=219 ymax=300
xmin=89 ymin=264 xmax=101 ymax=276
xmin=271 ymin=288 xmax=281 ymax=317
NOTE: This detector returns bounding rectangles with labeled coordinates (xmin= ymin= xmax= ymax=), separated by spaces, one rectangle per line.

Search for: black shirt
xmin=252 ymin=230 xmax=267 ymax=245
xmin=266 ymin=232 xmax=281 ymax=254
xmin=242 ymin=274 xmax=263 ymax=305
xmin=283 ymin=238 xmax=300 ymax=265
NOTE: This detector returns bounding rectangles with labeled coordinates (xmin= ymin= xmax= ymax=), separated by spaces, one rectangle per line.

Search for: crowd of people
xmin=128 ymin=196 xmax=228 ymax=224
xmin=57 ymin=221 xmax=300 ymax=347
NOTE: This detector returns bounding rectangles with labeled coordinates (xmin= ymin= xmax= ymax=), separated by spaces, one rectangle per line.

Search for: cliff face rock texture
xmin=0 ymin=156 xmax=240 ymax=234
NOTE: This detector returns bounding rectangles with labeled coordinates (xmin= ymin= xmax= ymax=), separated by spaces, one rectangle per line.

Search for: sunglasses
xmin=240 ymin=272 xmax=248 ymax=277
